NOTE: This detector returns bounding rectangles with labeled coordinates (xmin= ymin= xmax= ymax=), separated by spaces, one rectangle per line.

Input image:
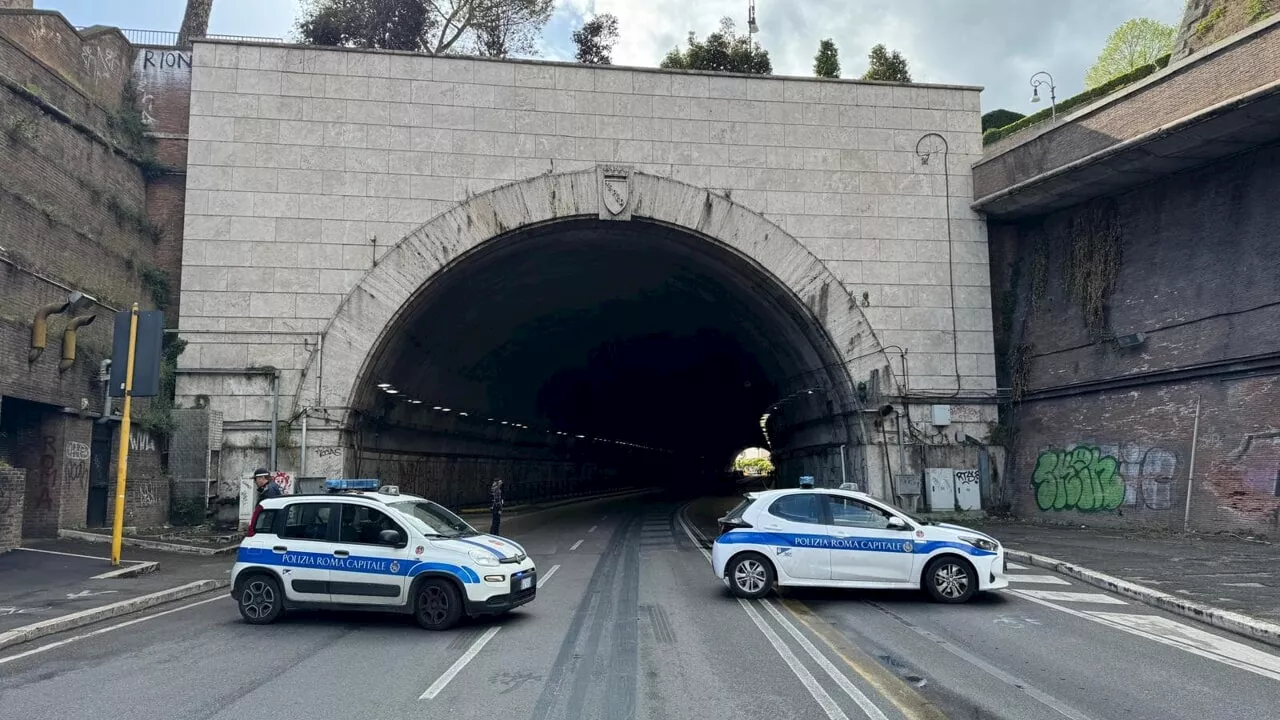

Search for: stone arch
xmin=301 ymin=168 xmax=892 ymax=433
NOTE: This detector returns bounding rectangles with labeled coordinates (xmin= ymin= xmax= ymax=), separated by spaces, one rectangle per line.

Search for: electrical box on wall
xmin=930 ymin=404 xmax=951 ymax=426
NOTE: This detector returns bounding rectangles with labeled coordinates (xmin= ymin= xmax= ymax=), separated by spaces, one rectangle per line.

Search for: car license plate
xmin=520 ymin=577 xmax=532 ymax=590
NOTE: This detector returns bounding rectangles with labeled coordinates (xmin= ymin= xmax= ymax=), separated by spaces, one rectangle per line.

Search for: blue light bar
xmin=325 ymin=478 xmax=380 ymax=491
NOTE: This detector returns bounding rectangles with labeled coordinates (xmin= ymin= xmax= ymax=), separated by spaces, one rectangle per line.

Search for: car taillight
xmin=718 ymin=518 xmax=752 ymax=536
xmin=247 ymin=503 xmax=262 ymax=536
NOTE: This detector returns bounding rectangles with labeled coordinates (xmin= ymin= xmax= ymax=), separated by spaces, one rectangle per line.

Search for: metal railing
xmin=77 ymin=27 xmax=285 ymax=47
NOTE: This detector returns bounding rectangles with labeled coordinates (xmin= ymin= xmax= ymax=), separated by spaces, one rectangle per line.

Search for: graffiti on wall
xmin=271 ymin=471 xmax=293 ymax=495
xmin=133 ymin=48 xmax=191 ymax=130
xmin=1032 ymin=443 xmax=1178 ymax=513
xmin=64 ymin=441 xmax=89 ymax=491
xmin=35 ymin=435 xmax=57 ymax=510
xmin=129 ymin=430 xmax=156 ymax=453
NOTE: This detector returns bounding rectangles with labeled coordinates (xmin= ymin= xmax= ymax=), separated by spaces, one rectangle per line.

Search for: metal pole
xmin=269 ymin=372 xmax=279 ymax=471
xmin=110 ymin=303 xmax=139 ymax=567
xmin=1183 ymin=395 xmax=1201 ymax=532
xmin=300 ymin=410 xmax=308 ymax=477
xmin=840 ymin=444 xmax=847 ymax=487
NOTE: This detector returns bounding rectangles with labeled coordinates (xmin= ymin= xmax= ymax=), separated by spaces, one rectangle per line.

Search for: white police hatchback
xmin=711 ymin=488 xmax=1007 ymax=603
xmin=230 ymin=480 xmax=537 ymax=630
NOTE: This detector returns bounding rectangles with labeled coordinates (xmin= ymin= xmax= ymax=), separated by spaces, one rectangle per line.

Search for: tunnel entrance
xmin=315 ymin=171 xmax=887 ymax=507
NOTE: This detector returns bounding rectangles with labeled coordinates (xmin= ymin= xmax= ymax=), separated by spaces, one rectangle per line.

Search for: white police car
xmin=230 ymin=480 xmax=537 ymax=630
xmin=711 ymin=488 xmax=1007 ymax=603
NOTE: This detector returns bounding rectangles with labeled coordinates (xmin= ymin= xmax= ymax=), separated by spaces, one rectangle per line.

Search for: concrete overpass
xmin=172 ymin=41 xmax=997 ymax=516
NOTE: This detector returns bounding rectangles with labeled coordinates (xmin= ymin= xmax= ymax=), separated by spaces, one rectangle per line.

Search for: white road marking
xmin=738 ymin=597 xmax=849 ymax=720
xmin=868 ymin=602 xmax=1098 ymax=720
xmin=1014 ymin=590 xmax=1128 ymax=605
xmin=1223 ymin=582 xmax=1265 ymax=588
xmin=0 ymin=595 xmax=225 ymax=666
xmin=675 ymin=509 xmax=880 ymax=720
xmin=15 ymin=547 xmax=138 ymax=564
xmin=569 ymin=539 xmax=584 ymax=551
xmin=761 ymin=600 xmax=890 ymax=720
xmin=65 ymin=590 xmax=117 ymax=599
xmin=1007 ymin=575 xmax=1071 ymax=585
xmin=1006 ymin=562 xmax=1029 ymax=570
xmin=91 ymin=562 xmax=158 ymax=580
xmin=1011 ymin=590 xmax=1280 ymax=683
xmin=588 ymin=525 xmax=597 ymax=533
xmin=419 ymin=626 xmax=501 ymax=700
xmin=537 ymin=564 xmax=560 ymax=587
xmin=1088 ymin=612 xmax=1280 ymax=682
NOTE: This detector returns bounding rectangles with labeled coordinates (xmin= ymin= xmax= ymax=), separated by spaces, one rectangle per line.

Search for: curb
xmin=0 ymin=579 xmax=229 ymax=652
xmin=58 ymin=529 xmax=240 ymax=556
xmin=91 ymin=560 xmax=160 ymax=580
xmin=1006 ymin=549 xmax=1280 ymax=650
xmin=456 ymin=488 xmax=657 ymax=517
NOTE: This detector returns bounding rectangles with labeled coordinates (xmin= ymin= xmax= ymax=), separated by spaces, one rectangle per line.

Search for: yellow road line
xmin=780 ymin=598 xmax=949 ymax=720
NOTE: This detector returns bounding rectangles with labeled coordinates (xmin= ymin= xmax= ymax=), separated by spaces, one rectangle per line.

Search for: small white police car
xmin=711 ymin=488 xmax=1007 ymax=603
xmin=231 ymin=480 xmax=537 ymax=630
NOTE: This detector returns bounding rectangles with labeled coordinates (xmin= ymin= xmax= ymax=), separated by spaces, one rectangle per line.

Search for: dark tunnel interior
xmin=353 ymin=218 xmax=849 ymax=480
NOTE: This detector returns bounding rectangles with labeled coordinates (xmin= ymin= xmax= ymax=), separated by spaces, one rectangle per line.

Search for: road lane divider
xmin=420 ymin=562 xmax=560 ymax=701
xmin=420 ymin=626 xmax=502 ymax=700
xmin=569 ymin=539 xmax=584 ymax=551
xmin=761 ymin=600 xmax=891 ymax=720
xmin=675 ymin=505 xmax=919 ymax=720
xmin=588 ymin=525 xmax=597 ymax=533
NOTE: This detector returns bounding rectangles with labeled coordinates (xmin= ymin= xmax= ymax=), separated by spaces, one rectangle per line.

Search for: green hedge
xmin=983 ymin=53 xmax=1171 ymax=146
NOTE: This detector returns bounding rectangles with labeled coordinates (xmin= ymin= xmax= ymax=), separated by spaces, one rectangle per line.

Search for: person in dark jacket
xmin=489 ymin=478 xmax=504 ymax=535
xmin=254 ymin=468 xmax=283 ymax=500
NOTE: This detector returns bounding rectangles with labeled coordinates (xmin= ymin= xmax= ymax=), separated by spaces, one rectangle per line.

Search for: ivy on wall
xmin=1066 ymin=199 xmax=1124 ymax=339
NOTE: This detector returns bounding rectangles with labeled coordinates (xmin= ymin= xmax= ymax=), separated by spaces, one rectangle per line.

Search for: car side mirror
xmin=378 ymin=529 xmax=403 ymax=546
xmin=887 ymin=516 xmax=908 ymax=531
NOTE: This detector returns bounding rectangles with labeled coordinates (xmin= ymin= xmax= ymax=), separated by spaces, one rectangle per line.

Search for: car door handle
xmin=763 ymin=524 xmax=781 ymax=530
xmin=333 ymin=549 xmax=349 ymax=557
xmin=272 ymin=546 xmax=287 ymax=553
xmin=832 ymin=531 xmax=850 ymax=537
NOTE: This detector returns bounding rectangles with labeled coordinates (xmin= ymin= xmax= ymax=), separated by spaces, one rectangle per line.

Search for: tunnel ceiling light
xmin=459 ymin=412 xmax=468 ymax=417
xmin=376 ymin=383 xmax=391 ymax=388
xmin=385 ymin=389 xmax=399 ymax=394
xmin=576 ymin=434 xmax=585 ymax=438
xmin=433 ymin=406 xmax=442 ymax=410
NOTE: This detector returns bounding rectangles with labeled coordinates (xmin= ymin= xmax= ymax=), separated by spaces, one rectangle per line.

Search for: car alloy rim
xmin=242 ymin=580 xmax=275 ymax=618
xmin=734 ymin=559 xmax=767 ymax=594
xmin=934 ymin=563 xmax=969 ymax=598
xmin=420 ymin=586 xmax=450 ymax=624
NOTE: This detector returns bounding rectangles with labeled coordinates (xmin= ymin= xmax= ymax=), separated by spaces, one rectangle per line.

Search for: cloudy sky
xmin=39 ymin=0 xmax=1185 ymax=113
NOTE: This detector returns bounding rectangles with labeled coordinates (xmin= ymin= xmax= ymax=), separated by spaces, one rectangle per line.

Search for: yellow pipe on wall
xmin=28 ymin=300 xmax=70 ymax=363
xmin=58 ymin=314 xmax=97 ymax=372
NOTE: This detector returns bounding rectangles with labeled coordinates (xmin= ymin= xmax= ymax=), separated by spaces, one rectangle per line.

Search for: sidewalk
xmin=0 ymin=539 xmax=232 ymax=650
xmin=969 ymin=520 xmax=1280 ymax=624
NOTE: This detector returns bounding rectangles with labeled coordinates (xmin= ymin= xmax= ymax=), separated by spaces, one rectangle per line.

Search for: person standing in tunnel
xmin=489 ymin=478 xmax=504 ymax=535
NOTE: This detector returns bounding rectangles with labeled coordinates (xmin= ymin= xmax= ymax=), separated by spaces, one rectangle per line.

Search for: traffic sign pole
xmin=110 ymin=303 xmax=139 ymax=567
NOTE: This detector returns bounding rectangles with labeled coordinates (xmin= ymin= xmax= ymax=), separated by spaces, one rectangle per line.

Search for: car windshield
xmin=387 ymin=500 xmax=477 ymax=538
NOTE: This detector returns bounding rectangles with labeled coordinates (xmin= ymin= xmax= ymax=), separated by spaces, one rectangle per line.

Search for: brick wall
xmin=990 ymin=142 xmax=1280 ymax=534
xmin=102 ymin=426 xmax=168 ymax=528
xmin=0 ymin=467 xmax=24 ymax=552
xmin=976 ymin=17 xmax=1279 ymax=198
xmin=10 ymin=412 xmax=91 ymax=537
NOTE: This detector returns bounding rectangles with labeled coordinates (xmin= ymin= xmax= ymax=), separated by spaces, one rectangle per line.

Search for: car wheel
xmin=415 ymin=578 xmax=464 ymax=631
xmin=237 ymin=574 xmax=284 ymax=624
xmin=924 ymin=557 xmax=977 ymax=603
xmin=727 ymin=553 xmax=774 ymax=599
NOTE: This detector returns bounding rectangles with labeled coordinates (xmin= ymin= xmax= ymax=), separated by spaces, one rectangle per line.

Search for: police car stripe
xmin=236 ymin=547 xmax=480 ymax=583
xmin=455 ymin=538 xmax=507 ymax=558
xmin=715 ymin=531 xmax=996 ymax=557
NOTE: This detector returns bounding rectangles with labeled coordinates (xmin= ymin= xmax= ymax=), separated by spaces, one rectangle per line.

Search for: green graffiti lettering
xmin=1032 ymin=446 xmax=1125 ymax=513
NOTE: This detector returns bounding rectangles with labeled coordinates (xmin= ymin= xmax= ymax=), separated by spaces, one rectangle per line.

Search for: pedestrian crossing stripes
xmin=1006 ymin=574 xmax=1071 ymax=585
xmin=1013 ymin=589 xmax=1129 ymax=605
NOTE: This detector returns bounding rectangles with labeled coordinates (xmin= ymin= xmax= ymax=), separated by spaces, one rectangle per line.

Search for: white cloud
xmin=553 ymin=0 xmax=1186 ymax=114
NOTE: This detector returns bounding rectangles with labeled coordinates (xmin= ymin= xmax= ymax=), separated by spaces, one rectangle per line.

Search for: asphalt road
xmin=3 ymin=494 xmax=1279 ymax=720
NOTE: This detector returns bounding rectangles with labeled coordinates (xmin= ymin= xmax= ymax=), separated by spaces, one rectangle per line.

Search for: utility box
xmin=930 ymin=404 xmax=951 ymax=426
xmin=954 ymin=469 xmax=981 ymax=511
xmin=925 ymin=468 xmax=956 ymax=512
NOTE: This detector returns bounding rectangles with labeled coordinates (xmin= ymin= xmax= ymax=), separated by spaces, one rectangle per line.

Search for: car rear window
xmin=253 ymin=508 xmax=277 ymax=535
xmin=722 ymin=499 xmax=751 ymax=521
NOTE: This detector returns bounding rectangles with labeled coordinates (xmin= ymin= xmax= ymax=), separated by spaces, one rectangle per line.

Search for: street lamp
xmin=1029 ymin=71 xmax=1057 ymax=122
xmin=747 ymin=0 xmax=758 ymax=49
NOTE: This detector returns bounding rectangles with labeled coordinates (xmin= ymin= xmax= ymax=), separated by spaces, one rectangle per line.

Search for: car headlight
xmin=959 ymin=535 xmax=999 ymax=552
xmin=469 ymin=550 xmax=499 ymax=567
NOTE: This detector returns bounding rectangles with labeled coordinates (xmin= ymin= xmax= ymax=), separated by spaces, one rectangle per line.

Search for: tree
xmin=177 ymin=0 xmax=213 ymax=48
xmin=471 ymin=0 xmax=553 ymax=57
xmin=981 ymin=108 xmax=1026 ymax=132
xmin=659 ymin=17 xmax=771 ymax=75
xmin=572 ymin=12 xmax=619 ymax=65
xmin=1084 ymin=18 xmax=1176 ymax=88
xmin=861 ymin=43 xmax=911 ymax=82
xmin=296 ymin=0 xmax=552 ymax=57
xmin=813 ymin=38 xmax=840 ymax=78
xmin=734 ymin=456 xmax=774 ymax=476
